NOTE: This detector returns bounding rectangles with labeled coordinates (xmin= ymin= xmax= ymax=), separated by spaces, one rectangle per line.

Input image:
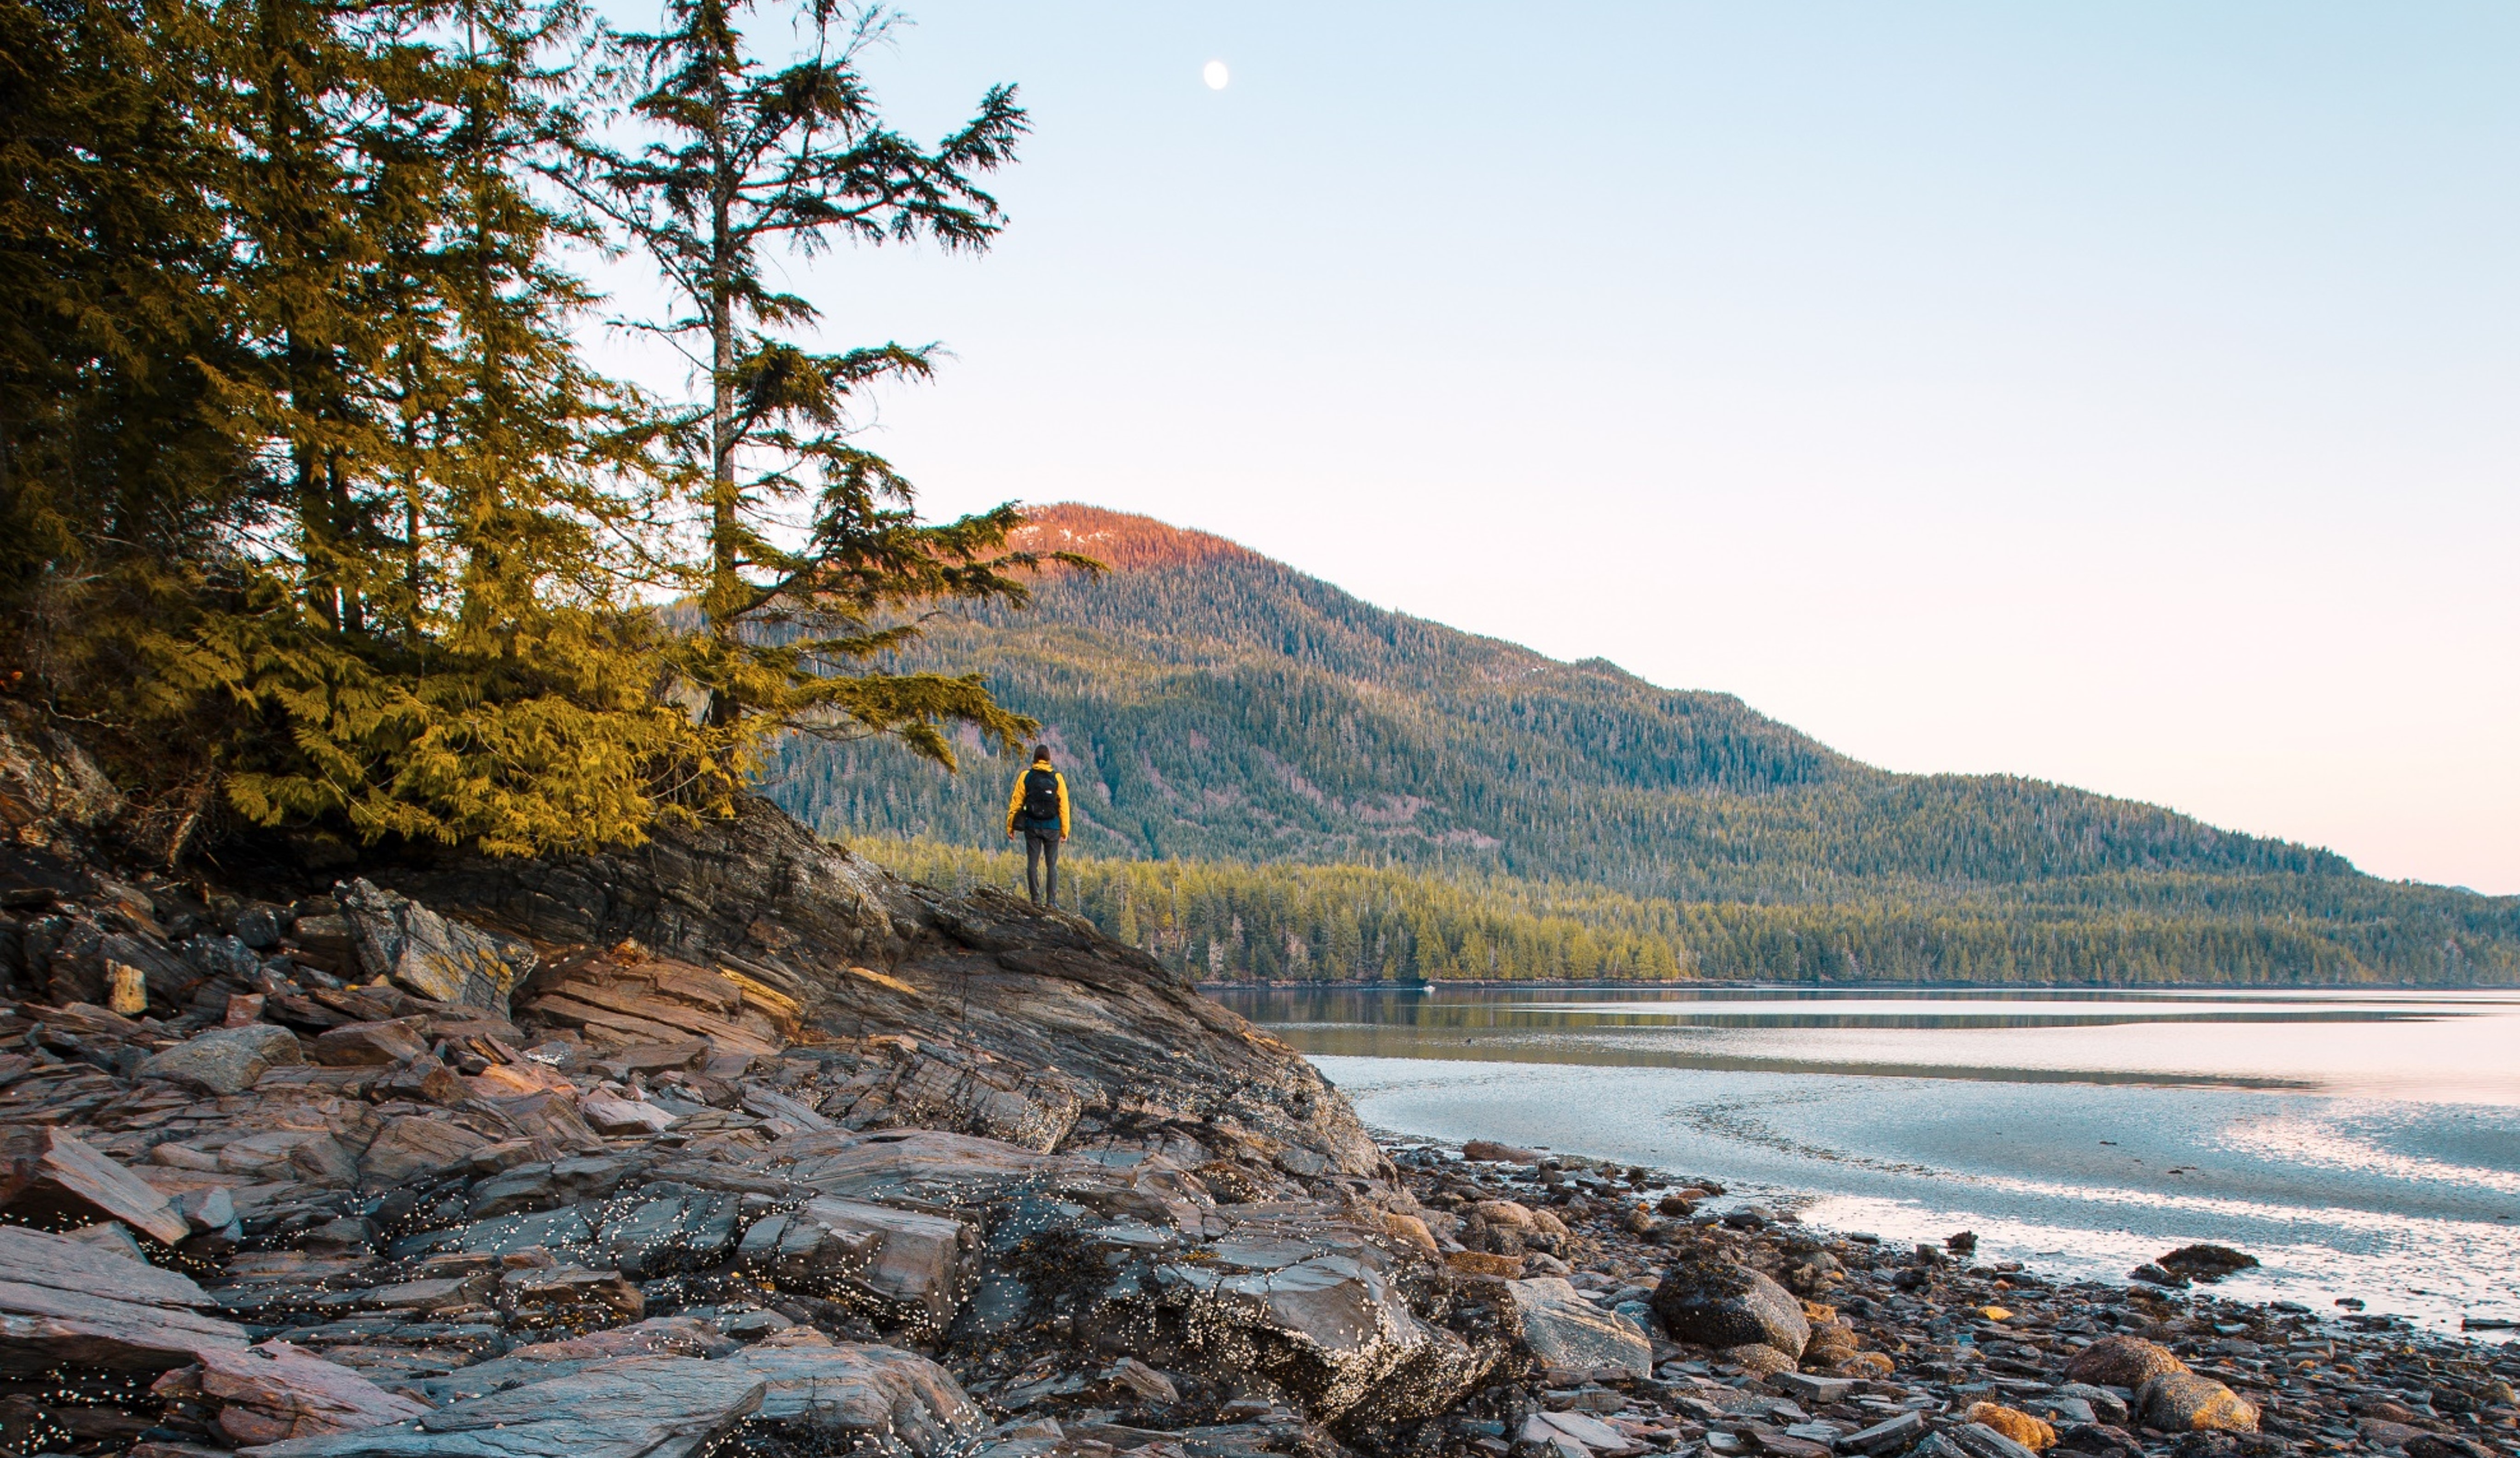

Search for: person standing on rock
xmin=1005 ymin=746 xmax=1071 ymax=908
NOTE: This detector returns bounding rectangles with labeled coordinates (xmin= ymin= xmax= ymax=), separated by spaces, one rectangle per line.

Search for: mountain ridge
xmin=759 ymin=503 xmax=2513 ymax=984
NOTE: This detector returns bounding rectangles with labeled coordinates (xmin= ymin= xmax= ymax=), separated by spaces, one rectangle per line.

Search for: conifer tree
xmin=5 ymin=0 xmax=1079 ymax=858
xmin=29 ymin=0 xmax=710 ymax=855
xmin=574 ymin=0 xmax=1067 ymax=773
xmin=0 ymin=0 xmax=260 ymax=694
xmin=164 ymin=0 xmax=713 ymax=854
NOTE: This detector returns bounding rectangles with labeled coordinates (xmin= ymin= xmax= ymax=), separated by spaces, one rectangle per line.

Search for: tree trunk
xmin=705 ymin=139 xmax=738 ymax=728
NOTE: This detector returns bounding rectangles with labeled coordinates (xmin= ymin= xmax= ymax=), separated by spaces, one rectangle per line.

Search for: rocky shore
xmin=0 ymin=715 xmax=2514 ymax=1458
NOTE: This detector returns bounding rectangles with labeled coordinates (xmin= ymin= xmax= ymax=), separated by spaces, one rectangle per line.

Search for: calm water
xmin=1214 ymin=985 xmax=2520 ymax=1337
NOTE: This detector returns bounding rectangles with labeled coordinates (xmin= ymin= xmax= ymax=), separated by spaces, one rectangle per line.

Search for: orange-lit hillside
xmin=1007 ymin=503 xmax=1257 ymax=573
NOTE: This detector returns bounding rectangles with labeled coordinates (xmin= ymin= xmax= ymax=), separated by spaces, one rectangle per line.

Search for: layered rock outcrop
xmin=2 ymin=717 xmax=2513 ymax=1458
xmin=0 ymin=726 xmax=1441 ymax=1457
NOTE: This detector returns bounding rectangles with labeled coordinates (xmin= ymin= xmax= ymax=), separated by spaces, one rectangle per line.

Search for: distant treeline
xmin=862 ymin=838 xmax=2514 ymax=987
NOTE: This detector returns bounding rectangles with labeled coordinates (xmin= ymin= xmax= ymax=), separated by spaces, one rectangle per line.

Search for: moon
xmin=1202 ymin=60 xmax=1229 ymax=90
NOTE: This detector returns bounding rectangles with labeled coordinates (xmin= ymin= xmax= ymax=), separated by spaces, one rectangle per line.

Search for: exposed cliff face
xmin=0 ymin=718 xmax=1495 ymax=1458
xmin=377 ymin=799 xmax=1384 ymax=1181
xmin=0 ymin=706 xmax=1383 ymax=1187
xmin=379 ymin=799 xmax=913 ymax=977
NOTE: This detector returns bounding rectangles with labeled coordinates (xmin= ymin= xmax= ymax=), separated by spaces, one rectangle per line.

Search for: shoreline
xmin=1196 ymin=979 xmax=2520 ymax=993
xmin=1375 ymin=1129 xmax=2520 ymax=1456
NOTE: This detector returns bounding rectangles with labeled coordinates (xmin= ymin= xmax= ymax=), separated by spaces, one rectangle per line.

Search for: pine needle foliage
xmin=0 ymin=0 xmax=1056 ymax=857
xmin=570 ymin=0 xmax=1084 ymax=769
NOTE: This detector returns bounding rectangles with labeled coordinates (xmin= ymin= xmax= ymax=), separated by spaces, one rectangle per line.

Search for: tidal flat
xmin=1222 ymin=986 xmax=2520 ymax=1336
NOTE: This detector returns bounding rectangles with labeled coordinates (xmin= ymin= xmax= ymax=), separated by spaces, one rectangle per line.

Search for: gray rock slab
xmin=1841 ymin=1409 xmax=1924 ymax=1453
xmin=137 ymin=1023 xmax=307 ymax=1096
xmin=243 ymin=1355 xmax=764 ymax=1458
xmin=2053 ymin=1383 xmax=2130 ymax=1425
xmin=2025 ymin=1394 xmax=2097 ymax=1426
xmin=1771 ymin=1372 xmax=1858 ymax=1406
xmin=248 ymin=1348 xmax=982 ymax=1458
xmin=0 ymin=1124 xmax=192 ymax=1243
xmin=720 ymin=1345 xmax=980 ymax=1455
xmin=0 ymin=1225 xmax=249 ymax=1373
xmin=739 ymin=1196 xmax=972 ymax=1331
xmin=360 ymin=1115 xmax=491 ymax=1187
xmin=1504 ymin=1277 xmax=1652 ymax=1383
xmin=313 ymin=1019 xmax=434 ymax=1068
xmin=388 ymin=1205 xmax=595 ymax=1262
xmin=763 ymin=1128 xmax=1076 ymax=1207
xmin=199 ymin=1339 xmax=432 ymax=1446
xmin=592 ymin=1188 xmax=743 ymax=1279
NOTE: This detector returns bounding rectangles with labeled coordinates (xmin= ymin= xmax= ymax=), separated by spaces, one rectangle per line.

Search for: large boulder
xmin=0 ymin=705 xmax=123 ymax=853
xmin=2136 ymin=1372 xmax=2259 ymax=1433
xmin=1962 ymin=1403 xmax=2057 ymax=1452
xmin=138 ymin=1022 xmax=307 ymax=1095
xmin=1163 ymin=1253 xmax=1434 ymax=1418
xmin=2062 ymin=1334 xmax=2188 ymax=1389
xmin=1501 ymin=1277 xmax=1652 ymax=1383
xmin=2155 ymin=1244 xmax=2258 ymax=1283
xmin=1650 ymin=1256 xmax=1810 ymax=1358
xmin=0 ymin=1225 xmax=249 ymax=1373
xmin=336 ymin=878 xmax=533 ymax=1013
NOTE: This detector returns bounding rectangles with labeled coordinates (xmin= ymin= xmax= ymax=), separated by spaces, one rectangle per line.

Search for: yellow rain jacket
xmin=1006 ymin=764 xmax=1071 ymax=838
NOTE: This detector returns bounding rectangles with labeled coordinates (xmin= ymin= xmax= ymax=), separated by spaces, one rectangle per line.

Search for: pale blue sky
xmin=603 ymin=2 xmax=2520 ymax=891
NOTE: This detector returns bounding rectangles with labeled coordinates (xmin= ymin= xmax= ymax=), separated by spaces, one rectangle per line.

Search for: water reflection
xmin=1264 ymin=1026 xmax=2323 ymax=1088
xmin=1216 ymin=985 xmax=2520 ymax=1099
xmin=1226 ymin=986 xmax=2494 ymax=1026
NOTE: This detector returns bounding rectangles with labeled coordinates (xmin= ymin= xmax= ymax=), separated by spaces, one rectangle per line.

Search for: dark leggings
xmin=1024 ymin=829 xmax=1060 ymax=907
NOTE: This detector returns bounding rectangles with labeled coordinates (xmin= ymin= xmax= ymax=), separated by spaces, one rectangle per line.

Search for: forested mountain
xmin=763 ymin=505 xmax=2518 ymax=984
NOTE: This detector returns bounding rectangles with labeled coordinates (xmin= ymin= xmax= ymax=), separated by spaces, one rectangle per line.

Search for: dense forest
xmin=868 ymin=839 xmax=2513 ymax=987
xmin=776 ymin=507 xmax=2520 ymax=986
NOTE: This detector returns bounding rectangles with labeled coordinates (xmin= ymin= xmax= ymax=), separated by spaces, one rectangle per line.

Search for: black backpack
xmin=1021 ymin=767 xmax=1061 ymax=823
